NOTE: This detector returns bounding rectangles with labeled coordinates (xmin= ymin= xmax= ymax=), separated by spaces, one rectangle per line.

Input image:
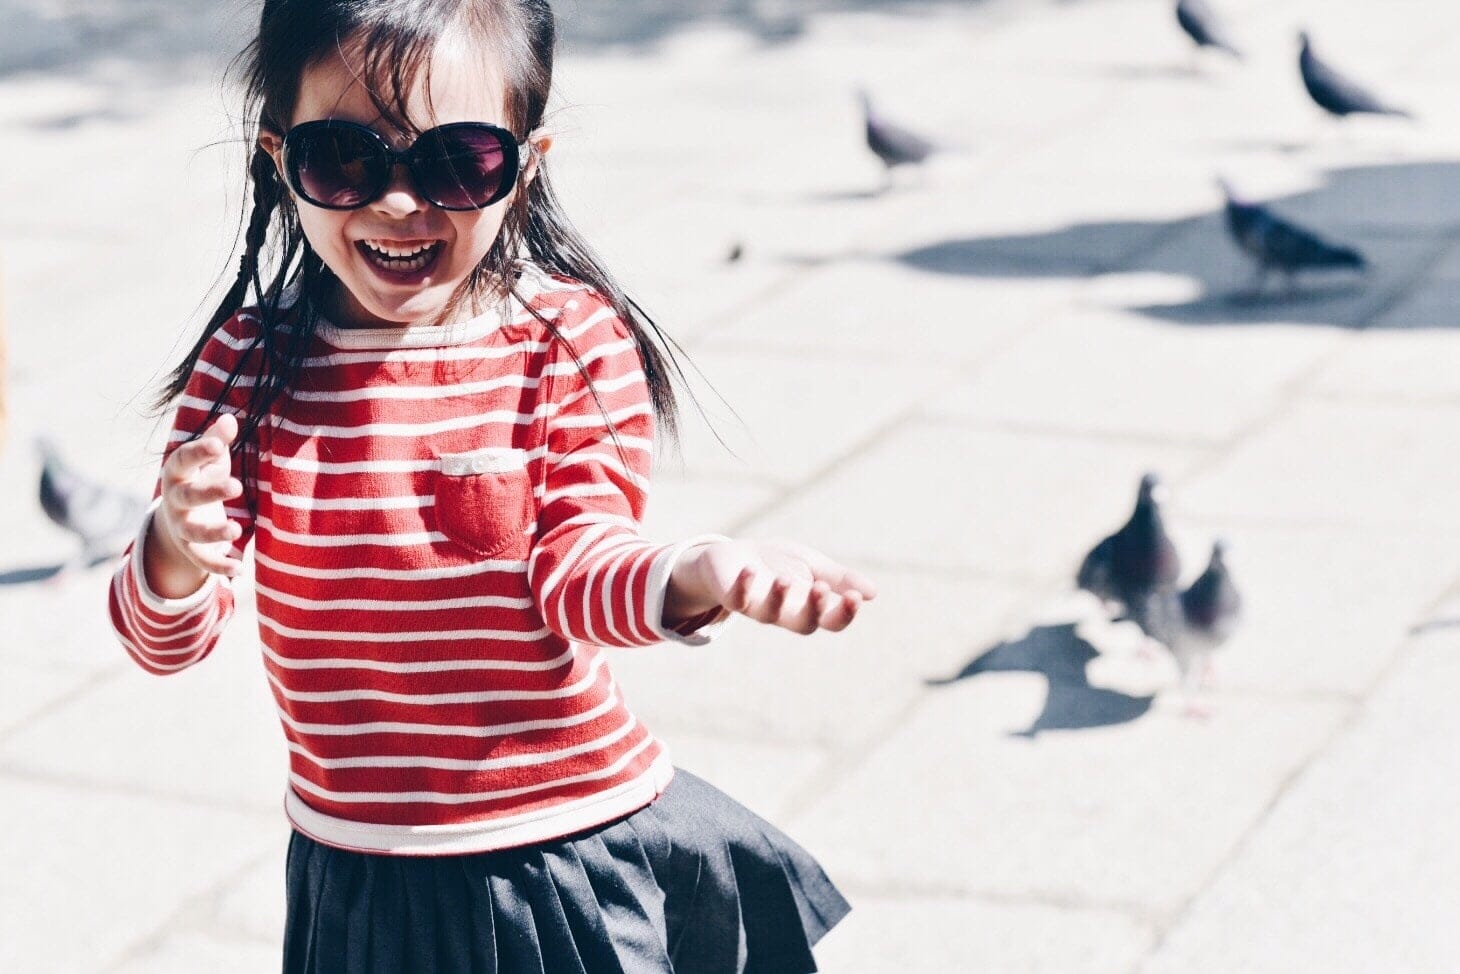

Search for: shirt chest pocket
xmin=433 ymin=447 xmax=534 ymax=560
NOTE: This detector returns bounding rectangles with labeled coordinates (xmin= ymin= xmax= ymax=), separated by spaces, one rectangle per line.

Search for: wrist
xmin=663 ymin=543 xmax=722 ymax=623
xmin=143 ymin=508 xmax=209 ymax=601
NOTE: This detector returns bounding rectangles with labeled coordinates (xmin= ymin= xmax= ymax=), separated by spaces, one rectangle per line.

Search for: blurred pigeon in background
xmin=1175 ymin=0 xmax=1243 ymax=60
xmin=1220 ymin=179 xmax=1367 ymax=293
xmin=1299 ymin=31 xmax=1412 ymax=120
xmin=1128 ymin=540 xmax=1243 ymax=716
xmin=858 ymin=88 xmax=937 ymax=188
xmin=36 ymin=437 xmax=148 ymax=570
xmin=1077 ymin=473 xmax=1182 ymax=619
xmin=1174 ymin=540 xmax=1243 ymax=684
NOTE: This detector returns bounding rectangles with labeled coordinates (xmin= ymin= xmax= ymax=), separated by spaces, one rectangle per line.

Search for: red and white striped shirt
xmin=108 ymin=266 xmax=726 ymax=855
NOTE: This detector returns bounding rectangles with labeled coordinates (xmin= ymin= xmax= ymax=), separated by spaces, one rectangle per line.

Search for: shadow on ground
xmin=895 ymin=160 xmax=1460 ymax=328
xmin=0 ymin=0 xmax=987 ymax=127
xmin=556 ymin=0 xmax=978 ymax=47
xmin=928 ymin=622 xmax=1155 ymax=737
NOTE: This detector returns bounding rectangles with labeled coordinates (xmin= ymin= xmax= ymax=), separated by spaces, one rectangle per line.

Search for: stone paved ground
xmin=3 ymin=0 xmax=1460 ymax=970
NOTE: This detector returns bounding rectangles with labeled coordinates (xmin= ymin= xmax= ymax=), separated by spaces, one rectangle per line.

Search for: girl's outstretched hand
xmin=151 ymin=412 xmax=245 ymax=582
xmin=666 ymin=539 xmax=877 ymax=636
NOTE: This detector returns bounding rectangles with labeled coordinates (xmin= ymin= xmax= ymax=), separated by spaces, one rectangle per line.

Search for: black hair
xmin=158 ymin=0 xmax=700 ymax=480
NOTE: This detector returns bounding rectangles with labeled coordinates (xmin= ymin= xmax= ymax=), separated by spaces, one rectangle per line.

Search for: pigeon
xmin=36 ymin=437 xmax=149 ymax=568
xmin=1126 ymin=540 xmax=1242 ymax=717
xmin=1077 ymin=473 xmax=1182 ymax=618
xmin=1175 ymin=0 xmax=1243 ymax=60
xmin=1220 ymin=179 xmax=1367 ymax=292
xmin=858 ymin=89 xmax=937 ymax=184
xmin=1173 ymin=539 xmax=1243 ymax=687
xmin=1299 ymin=32 xmax=1412 ymax=119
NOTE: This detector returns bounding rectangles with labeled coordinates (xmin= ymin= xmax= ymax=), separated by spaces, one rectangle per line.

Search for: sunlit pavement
xmin=3 ymin=1 xmax=1460 ymax=970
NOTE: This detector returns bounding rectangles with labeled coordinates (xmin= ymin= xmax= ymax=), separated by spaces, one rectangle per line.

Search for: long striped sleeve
xmin=528 ymin=306 xmax=727 ymax=648
xmin=108 ymin=313 xmax=262 ymax=675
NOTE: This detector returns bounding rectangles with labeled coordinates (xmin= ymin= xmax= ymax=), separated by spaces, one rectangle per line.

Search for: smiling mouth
xmin=356 ymin=239 xmax=445 ymax=276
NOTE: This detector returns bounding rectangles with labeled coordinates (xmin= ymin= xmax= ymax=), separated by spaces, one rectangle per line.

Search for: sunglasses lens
xmin=290 ymin=124 xmax=387 ymax=209
xmin=414 ymin=126 xmax=511 ymax=209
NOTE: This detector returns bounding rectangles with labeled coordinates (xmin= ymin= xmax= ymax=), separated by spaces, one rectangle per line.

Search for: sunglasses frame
xmin=281 ymin=119 xmax=529 ymax=212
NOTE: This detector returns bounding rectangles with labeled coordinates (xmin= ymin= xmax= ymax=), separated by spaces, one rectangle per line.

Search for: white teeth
xmin=361 ymin=240 xmax=439 ymax=273
xmin=363 ymin=240 xmax=436 ymax=258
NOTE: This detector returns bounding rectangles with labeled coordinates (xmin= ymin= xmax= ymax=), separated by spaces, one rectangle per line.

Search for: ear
xmin=520 ymin=133 xmax=554 ymax=188
xmin=258 ymin=129 xmax=286 ymax=177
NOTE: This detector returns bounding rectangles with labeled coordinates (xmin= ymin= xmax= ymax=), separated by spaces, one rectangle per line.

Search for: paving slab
xmin=792 ymin=676 xmax=1347 ymax=915
xmin=746 ymin=418 xmax=1208 ymax=581
xmin=0 ymin=776 xmax=280 ymax=972
xmin=815 ymin=894 xmax=1155 ymax=974
xmin=213 ymin=835 xmax=290 ymax=947
xmin=0 ymin=588 xmax=291 ymax=813
xmin=639 ymin=472 xmax=778 ymax=540
xmin=930 ymin=306 xmax=1333 ymax=444
xmin=1177 ymin=396 xmax=1460 ymax=532
xmin=667 ymin=345 xmax=943 ymax=485
xmin=0 ymin=660 xmax=104 ymax=737
xmin=695 ymin=260 xmax=1073 ymax=369
xmin=108 ymin=933 xmax=282 ymax=974
xmin=1312 ymin=322 xmax=1460 ymax=405
xmin=1142 ymin=612 xmax=1460 ymax=973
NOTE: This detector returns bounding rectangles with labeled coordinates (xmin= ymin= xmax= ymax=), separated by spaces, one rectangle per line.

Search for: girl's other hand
xmin=154 ymin=413 xmax=245 ymax=580
xmin=667 ymin=539 xmax=877 ymax=636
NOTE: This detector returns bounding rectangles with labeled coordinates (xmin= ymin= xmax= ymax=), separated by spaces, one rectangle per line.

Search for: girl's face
xmin=260 ymin=37 xmax=548 ymax=329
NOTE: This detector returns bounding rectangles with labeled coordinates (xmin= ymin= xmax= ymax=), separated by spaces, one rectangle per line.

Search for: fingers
xmin=173 ymin=512 xmax=243 ymax=547
xmin=173 ymin=476 xmax=243 ymax=509
xmin=774 ymin=541 xmax=878 ymax=600
xmin=727 ymin=568 xmax=857 ymax=636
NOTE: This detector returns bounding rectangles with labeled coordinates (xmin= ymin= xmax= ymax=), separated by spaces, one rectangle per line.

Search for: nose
xmin=370 ymin=162 xmax=426 ymax=217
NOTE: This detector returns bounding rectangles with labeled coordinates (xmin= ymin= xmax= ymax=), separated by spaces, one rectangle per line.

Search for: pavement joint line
xmin=0 ymin=661 xmax=130 ymax=746
xmin=724 ymin=403 xmax=922 ymax=538
xmin=0 ymin=761 xmax=279 ymax=817
xmin=1171 ymin=510 xmax=1460 ymax=535
xmin=99 ymin=842 xmax=285 ymax=973
xmin=1304 ymin=388 xmax=1460 ymax=410
xmin=1140 ymin=584 xmax=1456 ymax=958
xmin=832 ymin=556 xmax=1049 ymax=589
xmin=834 ymin=876 xmax=1159 ymax=924
xmin=915 ymin=413 xmax=1228 ymax=452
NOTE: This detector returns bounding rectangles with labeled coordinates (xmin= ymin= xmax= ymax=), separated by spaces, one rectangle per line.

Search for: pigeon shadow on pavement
xmin=0 ymin=552 xmax=117 ymax=587
xmin=892 ymin=160 xmax=1460 ymax=329
xmin=927 ymin=622 xmax=1155 ymax=737
xmin=0 ymin=562 xmax=66 ymax=586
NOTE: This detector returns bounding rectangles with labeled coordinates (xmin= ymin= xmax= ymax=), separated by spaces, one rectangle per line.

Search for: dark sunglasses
xmin=280 ymin=119 xmax=528 ymax=212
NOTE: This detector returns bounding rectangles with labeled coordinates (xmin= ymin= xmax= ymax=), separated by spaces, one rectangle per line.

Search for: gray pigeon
xmin=1220 ymin=179 xmax=1366 ymax=292
xmin=1077 ymin=473 xmax=1182 ymax=618
xmin=858 ymin=89 xmax=937 ymax=182
xmin=1176 ymin=0 xmax=1243 ymax=59
xmin=1299 ymin=32 xmax=1412 ymax=119
xmin=1173 ymin=540 xmax=1243 ymax=685
xmin=36 ymin=437 xmax=148 ymax=567
xmin=1131 ymin=540 xmax=1243 ymax=698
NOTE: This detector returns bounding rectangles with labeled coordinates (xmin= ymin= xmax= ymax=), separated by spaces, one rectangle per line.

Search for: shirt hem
xmin=283 ymin=749 xmax=675 ymax=856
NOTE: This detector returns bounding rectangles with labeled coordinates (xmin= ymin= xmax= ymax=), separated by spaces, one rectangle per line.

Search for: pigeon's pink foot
xmin=1183 ymin=698 xmax=1214 ymax=720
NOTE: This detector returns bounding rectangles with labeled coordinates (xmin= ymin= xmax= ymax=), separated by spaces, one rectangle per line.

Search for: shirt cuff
xmin=643 ymin=534 xmax=733 ymax=646
xmin=129 ymin=498 xmax=220 ymax=616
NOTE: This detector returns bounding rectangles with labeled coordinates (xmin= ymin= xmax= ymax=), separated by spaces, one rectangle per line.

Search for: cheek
xmin=294 ymin=208 xmax=353 ymax=261
xmin=448 ymin=208 xmax=510 ymax=269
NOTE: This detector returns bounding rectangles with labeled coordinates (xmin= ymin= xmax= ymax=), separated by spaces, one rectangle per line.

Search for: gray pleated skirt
xmin=282 ymin=769 xmax=850 ymax=973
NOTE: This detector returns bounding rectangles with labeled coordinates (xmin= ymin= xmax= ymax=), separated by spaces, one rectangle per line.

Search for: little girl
xmin=107 ymin=1 xmax=875 ymax=971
